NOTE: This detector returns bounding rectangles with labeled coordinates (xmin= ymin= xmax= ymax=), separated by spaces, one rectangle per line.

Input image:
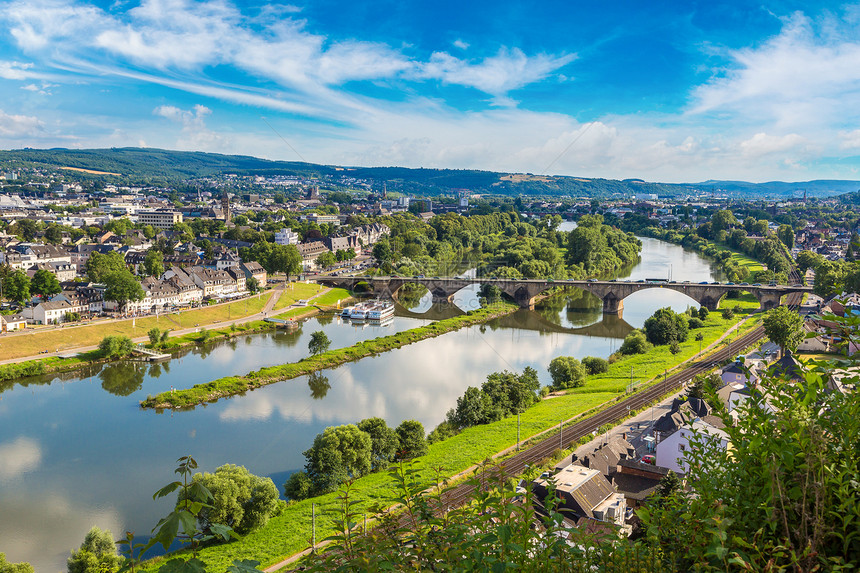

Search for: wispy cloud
xmin=154 ymin=103 xmax=228 ymax=151
xmin=0 ymin=436 xmax=42 ymax=480
xmin=0 ymin=109 xmax=43 ymax=137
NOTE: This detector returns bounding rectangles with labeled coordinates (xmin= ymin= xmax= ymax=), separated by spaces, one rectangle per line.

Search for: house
xmin=768 ymin=351 xmax=805 ymax=382
xmin=610 ymin=459 xmax=670 ymax=509
xmin=186 ymin=266 xmax=236 ymax=297
xmin=25 ymin=299 xmax=86 ymax=324
xmin=533 ymin=465 xmax=627 ymax=527
xmin=0 ymin=313 xmax=27 ymax=333
xmin=652 ymin=397 xmax=711 ymax=439
xmin=561 ymin=436 xmax=636 ymax=476
xmin=720 ymin=362 xmax=758 ymax=387
xmin=240 ymin=261 xmax=267 ymax=287
xmin=655 ymin=418 xmax=729 ymax=475
xmin=297 ymin=241 xmax=329 ymax=269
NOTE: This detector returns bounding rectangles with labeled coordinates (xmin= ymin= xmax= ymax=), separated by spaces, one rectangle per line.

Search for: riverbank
xmin=140 ymin=301 xmax=519 ymax=409
xmin=139 ymin=298 xmax=767 ymax=572
xmin=0 ymin=285 xmax=351 ymax=393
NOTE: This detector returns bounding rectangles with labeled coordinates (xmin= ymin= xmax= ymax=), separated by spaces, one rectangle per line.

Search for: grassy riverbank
xmin=577 ymin=293 xmax=763 ymax=395
xmin=140 ymin=388 xmax=616 ymax=572
xmin=139 ymin=295 xmax=769 ymax=570
xmin=140 ymin=302 xmax=518 ymax=409
xmin=0 ymin=285 xmax=351 ymax=395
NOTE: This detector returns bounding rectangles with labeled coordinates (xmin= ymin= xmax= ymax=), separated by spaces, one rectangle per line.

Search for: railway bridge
xmin=315 ymin=276 xmax=811 ymax=315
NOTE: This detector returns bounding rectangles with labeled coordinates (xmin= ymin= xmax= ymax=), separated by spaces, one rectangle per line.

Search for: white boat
xmin=340 ymin=306 xmax=354 ymax=318
xmin=349 ymin=303 xmax=370 ymax=320
xmin=366 ymin=302 xmax=395 ymax=321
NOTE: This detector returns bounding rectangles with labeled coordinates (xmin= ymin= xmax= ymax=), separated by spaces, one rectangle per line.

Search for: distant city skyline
xmin=1 ymin=0 xmax=859 ymax=183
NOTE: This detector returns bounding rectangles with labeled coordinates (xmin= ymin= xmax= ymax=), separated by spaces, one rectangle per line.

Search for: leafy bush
xmin=721 ymin=308 xmax=735 ymax=319
xmin=688 ymin=317 xmax=704 ymax=329
xmin=644 ymin=307 xmax=689 ymax=345
xmin=548 ymin=356 xmax=587 ymax=389
xmin=581 ymin=356 xmax=609 ymax=375
xmin=186 ymin=464 xmax=280 ymax=535
xmin=619 ymin=330 xmax=651 ymax=355
xmin=98 ymin=335 xmax=134 ymax=358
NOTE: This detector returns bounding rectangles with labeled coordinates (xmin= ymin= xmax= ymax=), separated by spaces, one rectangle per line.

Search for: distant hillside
xmin=0 ymin=147 xmax=857 ymax=199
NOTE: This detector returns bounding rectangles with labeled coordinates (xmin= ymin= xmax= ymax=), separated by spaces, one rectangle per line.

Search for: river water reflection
xmin=0 ymin=234 xmax=725 ymax=571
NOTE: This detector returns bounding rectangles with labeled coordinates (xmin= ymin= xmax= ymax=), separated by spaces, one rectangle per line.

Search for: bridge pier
xmin=699 ymin=296 xmax=720 ymax=311
xmin=602 ymin=293 xmax=624 ymax=316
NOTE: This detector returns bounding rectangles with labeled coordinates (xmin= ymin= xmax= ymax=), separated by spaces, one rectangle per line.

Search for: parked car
xmin=641 ymin=454 xmax=655 ymax=465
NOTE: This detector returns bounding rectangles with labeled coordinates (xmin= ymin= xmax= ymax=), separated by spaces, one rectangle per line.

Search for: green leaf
xmin=153 ymin=482 xmax=182 ymax=500
xmin=177 ymin=510 xmax=198 ymax=537
xmin=225 ymin=559 xmax=263 ymax=573
xmin=209 ymin=523 xmax=237 ymax=542
xmin=158 ymin=557 xmax=207 ymax=573
xmin=150 ymin=511 xmax=182 ymax=551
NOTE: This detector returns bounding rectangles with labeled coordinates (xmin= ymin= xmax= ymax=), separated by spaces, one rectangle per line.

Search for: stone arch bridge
xmin=316 ymin=276 xmax=811 ymax=315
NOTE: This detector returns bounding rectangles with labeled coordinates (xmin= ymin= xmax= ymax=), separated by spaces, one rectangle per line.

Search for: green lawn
xmin=141 ymin=390 xmax=615 ymax=572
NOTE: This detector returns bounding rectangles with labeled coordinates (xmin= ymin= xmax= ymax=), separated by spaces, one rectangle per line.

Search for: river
xmin=0 ymin=230 xmax=725 ymax=571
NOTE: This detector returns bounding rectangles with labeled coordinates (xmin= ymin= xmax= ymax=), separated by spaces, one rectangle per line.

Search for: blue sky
xmin=1 ymin=0 xmax=860 ymax=182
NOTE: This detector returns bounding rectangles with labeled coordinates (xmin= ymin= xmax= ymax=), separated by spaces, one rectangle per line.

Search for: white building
xmin=655 ymin=419 xmax=729 ymax=475
xmin=137 ymin=209 xmax=183 ymax=230
xmin=274 ymin=228 xmax=299 ymax=246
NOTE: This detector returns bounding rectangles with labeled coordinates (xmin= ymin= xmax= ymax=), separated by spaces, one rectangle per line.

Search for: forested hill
xmin=0 ymin=147 xmax=856 ymax=198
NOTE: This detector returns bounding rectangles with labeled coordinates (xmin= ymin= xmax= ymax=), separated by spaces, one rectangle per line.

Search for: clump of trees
xmin=98 ymin=335 xmax=134 ymax=358
xmin=618 ymin=330 xmax=651 ymax=355
xmin=444 ymin=368 xmax=541 ymax=431
xmin=285 ymin=418 xmax=427 ymax=500
xmin=643 ymin=307 xmax=689 ymax=346
xmin=762 ymin=306 xmax=804 ymax=356
xmin=67 ymin=526 xmax=123 ymax=573
xmin=547 ymin=356 xmax=586 ymax=389
xmin=184 ymin=464 xmax=281 ymax=535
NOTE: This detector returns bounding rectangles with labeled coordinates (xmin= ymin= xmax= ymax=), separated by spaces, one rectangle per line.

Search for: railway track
xmin=436 ymin=279 xmax=803 ymax=510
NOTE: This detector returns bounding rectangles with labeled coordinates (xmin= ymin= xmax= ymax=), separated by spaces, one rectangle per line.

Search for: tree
xmin=710 ymin=209 xmax=737 ymax=233
xmin=303 ymin=424 xmax=373 ymax=493
xmin=30 ymin=269 xmax=61 ymax=298
xmin=395 ymin=420 xmax=427 ymax=460
xmin=619 ymin=330 xmax=651 ymax=355
xmin=86 ymin=251 xmax=126 ymax=283
xmin=315 ymin=251 xmax=336 ymax=269
xmin=777 ymin=224 xmax=795 ymax=249
xmin=3 ymin=270 xmax=30 ymax=304
xmin=308 ymin=330 xmax=331 ymax=355
xmin=763 ymin=306 xmax=804 ymax=356
xmin=103 ymin=269 xmax=145 ymax=313
xmin=357 ymin=417 xmax=399 ymax=471
xmin=144 ymin=249 xmax=164 ymax=278
xmin=669 ymin=341 xmax=681 ymax=355
xmin=582 ymin=356 xmax=609 ymax=375
xmin=372 ymin=239 xmax=393 ymax=264
xmin=148 ymin=327 xmax=163 ymax=348
xmin=187 ymin=464 xmax=280 ymax=535
xmin=98 ymin=335 xmax=134 ymax=358
xmin=644 ymin=307 xmax=689 ymax=345
xmin=448 ymin=386 xmax=495 ymax=429
xmin=283 ymin=471 xmax=313 ymax=501
xmin=697 ymin=306 xmax=709 ymax=320
xmin=246 ymin=277 xmax=260 ymax=294
xmin=0 ymin=553 xmax=34 ymax=573
xmin=44 ymin=224 xmax=63 ymax=244
xmin=268 ymin=244 xmax=302 ymax=280
xmin=67 ymin=526 xmax=123 ymax=573
xmin=547 ymin=356 xmax=587 ymax=389
xmin=721 ymin=307 xmax=735 ymax=319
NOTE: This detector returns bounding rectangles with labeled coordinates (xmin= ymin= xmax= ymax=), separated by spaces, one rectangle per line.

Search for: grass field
xmin=0 ymin=294 xmax=273 ymax=360
xmin=712 ymin=240 xmax=766 ymax=273
xmin=140 ymin=390 xmax=615 ymax=572
xmin=0 ymin=283 xmax=338 ymax=362
xmin=578 ymin=302 xmax=761 ymax=395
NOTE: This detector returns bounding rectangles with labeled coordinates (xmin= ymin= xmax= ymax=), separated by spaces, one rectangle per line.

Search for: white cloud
xmin=691 ymin=9 xmax=860 ymax=132
xmin=154 ymin=103 xmax=228 ymax=151
xmin=840 ymin=129 xmax=860 ymax=149
xmin=0 ymin=109 xmax=43 ymax=137
xmin=416 ymin=48 xmax=575 ymax=99
xmin=453 ymin=39 xmax=469 ymax=50
xmin=0 ymin=60 xmax=34 ymax=79
xmin=0 ymin=436 xmax=42 ymax=480
xmin=738 ymin=132 xmax=806 ymax=158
